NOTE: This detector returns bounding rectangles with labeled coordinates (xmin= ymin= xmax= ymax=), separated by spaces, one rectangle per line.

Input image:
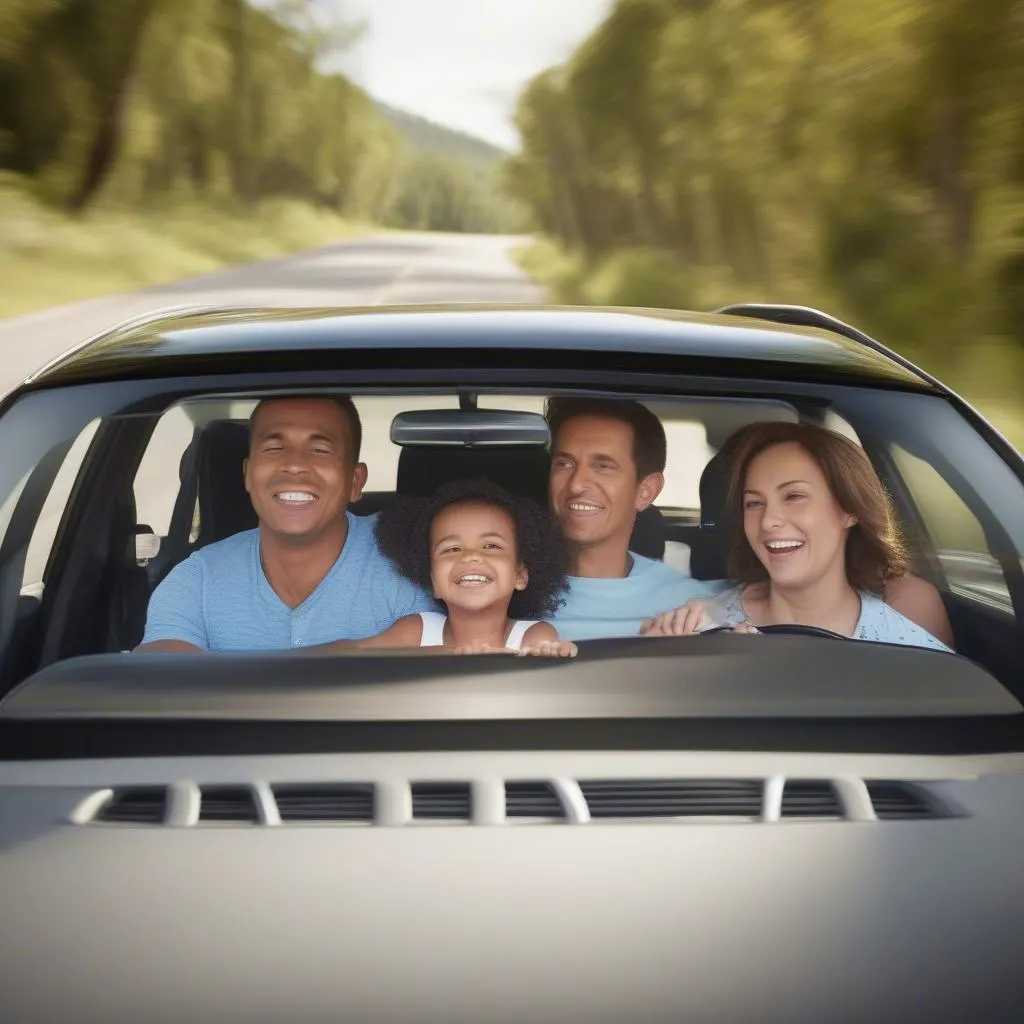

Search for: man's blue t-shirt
xmin=141 ymin=512 xmax=436 ymax=651
xmin=548 ymin=552 xmax=730 ymax=641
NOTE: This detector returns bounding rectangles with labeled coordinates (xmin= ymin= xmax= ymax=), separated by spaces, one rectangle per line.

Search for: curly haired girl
xmin=361 ymin=478 xmax=575 ymax=656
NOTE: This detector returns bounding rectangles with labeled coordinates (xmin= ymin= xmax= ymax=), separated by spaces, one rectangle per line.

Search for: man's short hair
xmin=250 ymin=394 xmax=362 ymax=463
xmin=544 ymin=397 xmax=667 ymax=478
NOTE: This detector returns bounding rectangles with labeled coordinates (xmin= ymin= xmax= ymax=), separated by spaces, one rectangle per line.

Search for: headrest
xmin=699 ymin=447 xmax=732 ymax=531
xmin=194 ymin=421 xmax=257 ymax=547
xmin=689 ymin=445 xmax=734 ymax=580
xmin=397 ymin=446 xmax=550 ymax=504
xmin=691 ymin=419 xmax=779 ymax=580
xmin=631 ymin=505 xmax=665 ymax=561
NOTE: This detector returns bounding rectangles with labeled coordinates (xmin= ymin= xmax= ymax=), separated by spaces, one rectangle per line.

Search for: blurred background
xmin=1 ymin=0 xmax=1022 ymax=447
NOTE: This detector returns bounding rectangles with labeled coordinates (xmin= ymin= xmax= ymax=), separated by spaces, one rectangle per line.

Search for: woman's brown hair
xmin=725 ymin=421 xmax=908 ymax=593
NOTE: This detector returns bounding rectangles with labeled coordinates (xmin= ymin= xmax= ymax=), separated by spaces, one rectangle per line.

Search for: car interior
xmin=3 ymin=386 xmax=1023 ymax=701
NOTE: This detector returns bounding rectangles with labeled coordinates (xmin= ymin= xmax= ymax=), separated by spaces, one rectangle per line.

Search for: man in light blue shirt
xmin=545 ymin=397 xmax=727 ymax=641
xmin=137 ymin=395 xmax=434 ymax=652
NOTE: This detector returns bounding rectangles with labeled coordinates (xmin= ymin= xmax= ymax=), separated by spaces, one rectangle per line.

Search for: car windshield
xmin=1 ymin=370 xmax=1023 ymax=725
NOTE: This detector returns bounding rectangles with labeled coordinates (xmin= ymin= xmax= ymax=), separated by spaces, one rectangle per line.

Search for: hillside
xmin=373 ymin=101 xmax=508 ymax=167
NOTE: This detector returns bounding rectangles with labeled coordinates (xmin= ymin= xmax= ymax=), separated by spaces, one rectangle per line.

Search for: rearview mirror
xmin=390 ymin=409 xmax=550 ymax=447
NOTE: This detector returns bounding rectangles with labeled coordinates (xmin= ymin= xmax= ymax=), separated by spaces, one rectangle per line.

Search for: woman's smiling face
xmin=742 ymin=441 xmax=857 ymax=590
xmin=429 ymin=500 xmax=527 ymax=613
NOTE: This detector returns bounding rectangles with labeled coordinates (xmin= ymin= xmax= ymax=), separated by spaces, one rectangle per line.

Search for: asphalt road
xmin=0 ymin=231 xmax=542 ymax=395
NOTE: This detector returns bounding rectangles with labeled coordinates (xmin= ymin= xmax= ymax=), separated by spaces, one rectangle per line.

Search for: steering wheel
xmin=697 ymin=623 xmax=849 ymax=640
xmin=752 ymin=623 xmax=851 ymax=641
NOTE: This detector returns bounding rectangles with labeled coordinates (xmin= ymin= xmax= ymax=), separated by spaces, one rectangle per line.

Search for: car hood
xmin=1 ymin=745 xmax=1023 ymax=1022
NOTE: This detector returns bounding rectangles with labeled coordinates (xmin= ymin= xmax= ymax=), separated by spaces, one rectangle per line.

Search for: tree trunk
xmin=932 ymin=96 xmax=975 ymax=265
xmin=225 ymin=0 xmax=258 ymax=206
xmin=185 ymin=117 xmax=208 ymax=192
xmin=67 ymin=88 xmax=130 ymax=212
xmin=66 ymin=0 xmax=160 ymax=213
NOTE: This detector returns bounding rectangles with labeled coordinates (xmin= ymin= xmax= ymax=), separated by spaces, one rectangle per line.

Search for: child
xmin=364 ymin=478 xmax=576 ymax=657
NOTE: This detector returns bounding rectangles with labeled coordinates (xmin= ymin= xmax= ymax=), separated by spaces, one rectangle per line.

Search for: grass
xmin=0 ymin=175 xmax=373 ymax=319
xmin=514 ymin=238 xmax=1024 ymax=455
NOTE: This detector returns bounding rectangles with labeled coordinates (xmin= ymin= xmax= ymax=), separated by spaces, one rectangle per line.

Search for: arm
xmin=141 ymin=614 xmax=426 ymax=657
xmin=134 ymin=556 xmax=210 ymax=653
xmin=518 ymin=621 xmax=578 ymax=658
xmin=447 ymin=623 xmax=578 ymax=657
xmin=640 ymin=600 xmax=713 ymax=637
xmin=135 ymin=639 xmax=205 ymax=654
xmin=884 ymin=572 xmax=955 ymax=649
xmin=316 ymin=614 xmax=424 ymax=652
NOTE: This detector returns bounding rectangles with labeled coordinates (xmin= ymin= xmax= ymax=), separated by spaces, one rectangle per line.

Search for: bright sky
xmin=327 ymin=0 xmax=614 ymax=151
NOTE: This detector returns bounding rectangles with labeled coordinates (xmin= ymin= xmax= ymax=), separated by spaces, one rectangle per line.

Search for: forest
xmin=4 ymin=0 xmax=1024 ymax=430
xmin=0 ymin=0 xmax=517 ymax=232
xmin=506 ymin=0 xmax=1024 ymax=404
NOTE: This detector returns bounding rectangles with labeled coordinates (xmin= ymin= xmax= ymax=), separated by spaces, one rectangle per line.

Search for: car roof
xmin=23 ymin=303 xmax=933 ymax=391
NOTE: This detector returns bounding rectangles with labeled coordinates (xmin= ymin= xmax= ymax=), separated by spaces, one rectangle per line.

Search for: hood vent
xmin=273 ymin=784 xmax=375 ymax=822
xmin=867 ymin=781 xmax=942 ymax=820
xmin=505 ymin=781 xmax=565 ymax=819
xmin=199 ymin=786 xmax=260 ymax=823
xmin=78 ymin=776 xmax=956 ymax=826
xmin=781 ymin=780 xmax=841 ymax=818
xmin=96 ymin=787 xmax=168 ymax=824
xmin=580 ymin=779 xmax=763 ymax=818
xmin=412 ymin=782 xmax=472 ymax=820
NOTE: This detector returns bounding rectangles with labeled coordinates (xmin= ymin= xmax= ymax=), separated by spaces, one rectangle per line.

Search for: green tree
xmin=507 ymin=0 xmax=1024 ymax=361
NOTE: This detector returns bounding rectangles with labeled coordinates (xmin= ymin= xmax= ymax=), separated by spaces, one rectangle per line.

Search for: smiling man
xmin=544 ymin=397 xmax=729 ymax=641
xmin=136 ymin=395 xmax=435 ymax=652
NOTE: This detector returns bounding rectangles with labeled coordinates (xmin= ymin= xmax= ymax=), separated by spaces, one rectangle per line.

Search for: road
xmin=4 ymin=230 xmax=707 ymax=586
xmin=0 ymin=231 xmax=542 ymax=395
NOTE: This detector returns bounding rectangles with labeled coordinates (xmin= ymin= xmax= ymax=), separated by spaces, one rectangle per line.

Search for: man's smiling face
xmin=244 ymin=398 xmax=366 ymax=544
xmin=548 ymin=414 xmax=662 ymax=553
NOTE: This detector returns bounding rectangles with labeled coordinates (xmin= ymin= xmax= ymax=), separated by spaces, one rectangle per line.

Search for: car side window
xmin=134 ymin=405 xmax=199 ymax=545
xmin=22 ymin=418 xmax=101 ymax=589
xmin=890 ymin=443 xmax=1011 ymax=611
xmin=660 ymin=419 xmax=713 ymax=510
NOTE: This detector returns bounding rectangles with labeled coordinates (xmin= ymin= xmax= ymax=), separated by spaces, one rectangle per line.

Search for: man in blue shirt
xmin=137 ymin=394 xmax=434 ymax=652
xmin=545 ymin=397 xmax=728 ymax=641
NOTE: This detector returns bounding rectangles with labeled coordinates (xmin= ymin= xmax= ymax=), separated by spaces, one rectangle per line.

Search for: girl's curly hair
xmin=374 ymin=477 xmax=570 ymax=619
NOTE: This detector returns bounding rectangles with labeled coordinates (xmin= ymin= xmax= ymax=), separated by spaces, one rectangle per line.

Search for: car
xmin=0 ymin=302 xmax=1022 ymax=1022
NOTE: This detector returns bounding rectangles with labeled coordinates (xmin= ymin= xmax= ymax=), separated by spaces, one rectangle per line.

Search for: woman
xmin=646 ymin=422 xmax=951 ymax=650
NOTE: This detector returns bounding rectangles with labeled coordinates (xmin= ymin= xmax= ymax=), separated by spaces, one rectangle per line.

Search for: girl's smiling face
xmin=429 ymin=500 xmax=528 ymax=613
xmin=742 ymin=441 xmax=857 ymax=591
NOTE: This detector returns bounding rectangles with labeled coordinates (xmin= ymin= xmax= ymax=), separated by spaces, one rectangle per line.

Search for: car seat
xmin=687 ymin=424 xmax=765 ymax=581
xmin=688 ymin=446 xmax=733 ymax=580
